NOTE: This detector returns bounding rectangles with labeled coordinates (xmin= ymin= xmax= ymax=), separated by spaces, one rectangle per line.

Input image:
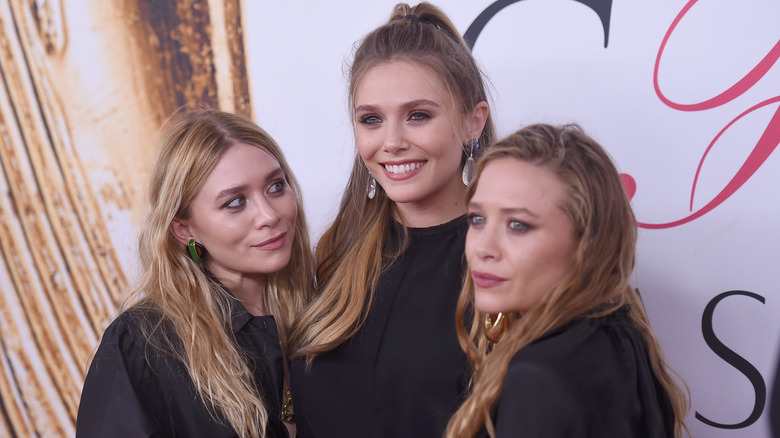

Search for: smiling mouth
xmin=383 ymin=161 xmax=425 ymax=174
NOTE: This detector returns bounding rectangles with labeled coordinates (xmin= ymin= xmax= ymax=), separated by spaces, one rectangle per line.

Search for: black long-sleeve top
xmin=290 ymin=216 xmax=471 ymax=438
xmin=76 ymin=288 xmax=288 ymax=437
xmin=485 ymin=305 xmax=676 ymax=437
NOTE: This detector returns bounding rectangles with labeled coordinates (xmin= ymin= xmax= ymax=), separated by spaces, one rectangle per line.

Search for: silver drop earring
xmin=367 ymin=173 xmax=377 ymax=199
xmin=462 ymin=139 xmax=479 ymax=186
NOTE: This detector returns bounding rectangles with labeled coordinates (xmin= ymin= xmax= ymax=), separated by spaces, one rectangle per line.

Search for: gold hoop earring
xmin=483 ymin=313 xmax=508 ymax=343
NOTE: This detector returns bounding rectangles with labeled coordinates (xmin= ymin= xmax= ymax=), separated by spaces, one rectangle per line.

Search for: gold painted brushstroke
xmin=0 ymin=8 xmax=81 ymax=438
xmin=0 ymin=0 xmax=253 ymax=436
xmin=225 ymin=0 xmax=252 ymax=118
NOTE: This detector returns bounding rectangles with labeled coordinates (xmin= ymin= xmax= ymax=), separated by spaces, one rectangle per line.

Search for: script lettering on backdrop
xmin=644 ymin=0 xmax=780 ymax=230
xmin=647 ymin=0 xmax=775 ymax=429
xmin=465 ymin=0 xmax=778 ymax=431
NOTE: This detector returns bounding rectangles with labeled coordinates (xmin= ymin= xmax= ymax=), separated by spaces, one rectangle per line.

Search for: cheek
xmin=464 ymin=234 xmax=477 ymax=264
xmin=282 ymin=196 xmax=298 ymax=224
xmin=354 ymin=131 xmax=377 ymax=159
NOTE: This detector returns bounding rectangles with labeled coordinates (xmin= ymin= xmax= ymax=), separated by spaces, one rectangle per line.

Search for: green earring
xmin=188 ymin=239 xmax=204 ymax=262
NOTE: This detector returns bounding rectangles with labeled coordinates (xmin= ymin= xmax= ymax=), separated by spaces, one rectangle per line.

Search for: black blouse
xmin=486 ymin=305 xmax=676 ymax=437
xmin=76 ymin=290 xmax=288 ymax=437
xmin=290 ymin=216 xmax=471 ymax=438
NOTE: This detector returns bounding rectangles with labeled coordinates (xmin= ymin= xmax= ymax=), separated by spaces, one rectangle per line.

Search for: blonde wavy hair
xmin=445 ymin=124 xmax=689 ymax=438
xmin=123 ymin=109 xmax=314 ymax=437
xmin=288 ymin=1 xmax=496 ymax=363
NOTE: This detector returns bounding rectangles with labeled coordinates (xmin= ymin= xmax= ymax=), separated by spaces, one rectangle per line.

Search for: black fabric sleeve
xmin=76 ymin=320 xmax=169 ymax=438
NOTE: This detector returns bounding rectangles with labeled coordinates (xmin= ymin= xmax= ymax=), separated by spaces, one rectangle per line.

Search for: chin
xmin=474 ymin=296 xmax=510 ymax=315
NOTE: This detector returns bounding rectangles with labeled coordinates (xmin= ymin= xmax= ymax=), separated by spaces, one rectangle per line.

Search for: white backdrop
xmin=246 ymin=1 xmax=780 ymax=436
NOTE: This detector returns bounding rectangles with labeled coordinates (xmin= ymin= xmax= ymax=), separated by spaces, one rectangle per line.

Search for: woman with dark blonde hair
xmin=76 ymin=109 xmax=314 ymax=437
xmin=287 ymin=2 xmax=495 ymax=437
xmin=446 ymin=124 xmax=689 ymax=437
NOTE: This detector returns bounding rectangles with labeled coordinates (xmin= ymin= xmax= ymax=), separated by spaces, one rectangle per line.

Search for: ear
xmin=169 ymin=218 xmax=193 ymax=245
xmin=465 ymin=101 xmax=489 ymax=141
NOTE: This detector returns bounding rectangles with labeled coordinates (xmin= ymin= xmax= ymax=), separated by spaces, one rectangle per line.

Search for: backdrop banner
xmin=0 ymin=1 xmax=777 ymax=436
xmin=250 ymin=1 xmax=780 ymax=437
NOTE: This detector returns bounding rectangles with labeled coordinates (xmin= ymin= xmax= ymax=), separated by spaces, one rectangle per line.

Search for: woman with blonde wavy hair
xmin=286 ymin=2 xmax=494 ymax=437
xmin=76 ymin=109 xmax=314 ymax=437
xmin=446 ymin=123 xmax=689 ymax=437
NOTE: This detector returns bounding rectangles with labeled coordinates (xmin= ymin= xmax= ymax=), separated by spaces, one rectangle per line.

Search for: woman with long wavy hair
xmin=286 ymin=2 xmax=495 ymax=437
xmin=446 ymin=124 xmax=689 ymax=437
xmin=76 ymin=109 xmax=314 ymax=437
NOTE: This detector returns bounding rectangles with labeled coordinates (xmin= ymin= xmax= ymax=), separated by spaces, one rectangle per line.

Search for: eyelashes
xmin=220 ymin=178 xmax=288 ymax=210
xmin=356 ymin=111 xmax=432 ymax=125
xmin=467 ymin=213 xmax=531 ymax=233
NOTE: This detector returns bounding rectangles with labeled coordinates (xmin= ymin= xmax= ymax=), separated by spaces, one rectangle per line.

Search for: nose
xmin=382 ymin=121 xmax=409 ymax=154
xmin=468 ymin=225 xmax=501 ymax=262
xmin=253 ymin=197 xmax=281 ymax=229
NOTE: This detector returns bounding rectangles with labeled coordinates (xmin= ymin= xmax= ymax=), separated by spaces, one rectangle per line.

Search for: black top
xmin=291 ymin=216 xmax=470 ymax=438
xmin=485 ymin=305 xmax=676 ymax=438
xmin=76 ymin=286 xmax=288 ymax=438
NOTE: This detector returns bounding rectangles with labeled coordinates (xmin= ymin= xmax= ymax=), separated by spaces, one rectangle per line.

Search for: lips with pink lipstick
xmin=254 ymin=232 xmax=287 ymax=250
xmin=471 ymin=270 xmax=507 ymax=288
xmin=381 ymin=160 xmax=427 ymax=180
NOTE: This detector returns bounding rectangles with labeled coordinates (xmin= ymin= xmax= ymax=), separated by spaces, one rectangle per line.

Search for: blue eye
xmin=467 ymin=213 xmax=485 ymax=226
xmin=409 ymin=112 xmax=429 ymax=121
xmin=359 ymin=114 xmax=381 ymax=125
xmin=509 ymin=220 xmax=528 ymax=232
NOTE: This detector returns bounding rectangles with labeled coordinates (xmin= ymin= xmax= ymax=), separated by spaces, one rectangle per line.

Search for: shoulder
xmin=93 ymin=306 xmax=171 ymax=365
xmin=494 ymin=309 xmax=654 ymax=435
xmin=501 ymin=312 xmax=641 ymax=400
xmin=514 ymin=307 xmax=641 ymax=367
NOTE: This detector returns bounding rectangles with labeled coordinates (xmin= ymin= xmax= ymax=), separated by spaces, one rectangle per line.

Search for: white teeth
xmin=384 ymin=162 xmax=423 ymax=174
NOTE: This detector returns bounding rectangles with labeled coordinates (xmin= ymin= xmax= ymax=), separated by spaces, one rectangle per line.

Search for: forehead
xmin=354 ymin=59 xmax=454 ymax=107
xmin=205 ymin=143 xmax=279 ymax=181
xmin=473 ymin=158 xmax=567 ymax=209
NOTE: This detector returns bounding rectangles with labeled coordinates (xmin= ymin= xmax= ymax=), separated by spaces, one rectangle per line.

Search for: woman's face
xmin=465 ymin=157 xmax=577 ymax=315
xmin=173 ymin=142 xmax=297 ymax=284
xmin=353 ymin=59 xmax=469 ymax=226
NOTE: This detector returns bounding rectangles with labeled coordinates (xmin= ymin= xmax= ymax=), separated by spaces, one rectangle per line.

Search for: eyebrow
xmin=467 ymin=202 xmax=540 ymax=219
xmin=354 ymin=99 xmax=441 ymax=114
xmin=214 ymin=167 xmax=285 ymax=203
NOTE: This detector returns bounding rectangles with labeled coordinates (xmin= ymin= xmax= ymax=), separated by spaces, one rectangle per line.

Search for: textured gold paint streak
xmin=0 ymin=2 xmax=119 ymax=433
xmin=14 ymin=0 xmax=125 ymax=334
xmin=175 ymin=0 xmax=218 ymax=108
xmin=0 ymin=259 xmax=31 ymax=438
xmin=0 ymin=11 xmax=73 ymax=435
xmin=0 ymin=0 xmax=252 ymax=435
xmin=0 ymin=111 xmax=77 ymax=432
xmin=3 ymin=0 xmax=95 ymax=404
xmin=0 ymin=122 xmax=68 ymax=436
xmin=0 ymin=342 xmax=31 ymax=438
xmin=209 ymin=0 xmax=233 ymax=112
xmin=225 ymin=0 xmax=251 ymax=118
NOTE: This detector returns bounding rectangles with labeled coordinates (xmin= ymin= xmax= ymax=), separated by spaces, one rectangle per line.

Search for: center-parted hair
xmin=128 ymin=109 xmax=314 ymax=437
xmin=288 ymin=2 xmax=496 ymax=361
xmin=446 ymin=124 xmax=689 ymax=438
